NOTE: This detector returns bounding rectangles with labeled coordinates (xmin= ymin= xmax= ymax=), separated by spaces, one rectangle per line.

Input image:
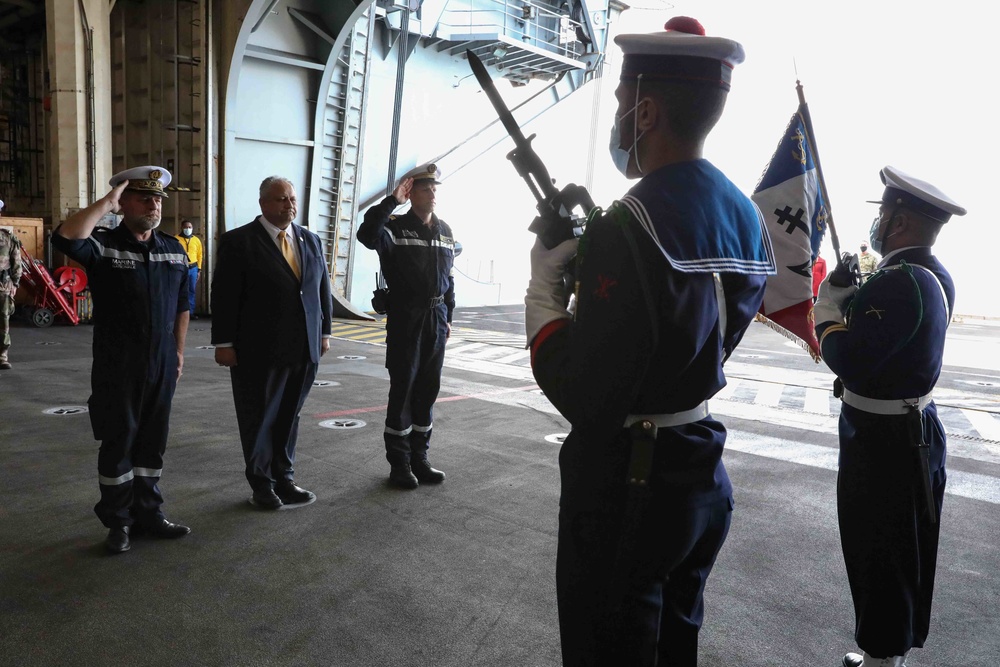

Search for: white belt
xmin=841 ymin=389 xmax=933 ymax=415
xmin=624 ymin=401 xmax=709 ymax=428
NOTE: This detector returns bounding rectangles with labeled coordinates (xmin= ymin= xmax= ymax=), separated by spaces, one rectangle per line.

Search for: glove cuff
xmin=525 ymin=287 xmax=570 ymax=348
xmin=812 ymin=298 xmax=845 ymax=327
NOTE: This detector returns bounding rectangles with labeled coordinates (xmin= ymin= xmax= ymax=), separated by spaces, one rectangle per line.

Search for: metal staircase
xmin=315 ymin=7 xmax=376 ymax=299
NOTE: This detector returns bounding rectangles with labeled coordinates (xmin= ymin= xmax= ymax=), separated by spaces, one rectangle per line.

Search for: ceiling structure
xmin=0 ymin=0 xmax=46 ymax=43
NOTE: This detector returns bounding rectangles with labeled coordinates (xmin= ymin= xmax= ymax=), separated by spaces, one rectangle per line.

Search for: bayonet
xmin=466 ymin=50 xmax=594 ymax=248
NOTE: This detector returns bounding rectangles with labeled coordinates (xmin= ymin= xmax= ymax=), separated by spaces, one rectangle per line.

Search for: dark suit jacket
xmin=211 ymin=217 xmax=333 ymax=366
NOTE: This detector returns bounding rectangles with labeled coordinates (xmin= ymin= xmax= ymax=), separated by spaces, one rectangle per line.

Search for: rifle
xmin=466 ymin=50 xmax=595 ymax=249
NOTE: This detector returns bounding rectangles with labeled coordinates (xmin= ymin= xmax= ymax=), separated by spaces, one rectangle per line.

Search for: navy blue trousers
xmin=230 ymin=360 xmax=317 ymax=492
xmin=556 ymin=496 xmax=732 ymax=667
xmin=838 ymin=406 xmax=947 ymax=657
xmin=90 ymin=362 xmax=177 ymax=528
xmin=382 ymin=304 xmax=447 ymax=465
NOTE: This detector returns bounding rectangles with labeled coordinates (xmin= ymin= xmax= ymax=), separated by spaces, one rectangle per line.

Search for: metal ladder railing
xmin=316 ymin=7 xmax=374 ymax=298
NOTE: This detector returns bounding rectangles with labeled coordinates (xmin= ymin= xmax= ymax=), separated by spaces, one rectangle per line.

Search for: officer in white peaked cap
xmin=50 ymin=163 xmax=192 ymax=554
xmin=357 ymin=159 xmax=457 ymax=490
xmin=815 ymin=165 xmax=965 ymax=667
xmin=109 ymin=165 xmax=172 ymax=198
xmin=867 ymin=165 xmax=966 ymax=252
xmin=401 ymin=162 xmax=442 ymax=184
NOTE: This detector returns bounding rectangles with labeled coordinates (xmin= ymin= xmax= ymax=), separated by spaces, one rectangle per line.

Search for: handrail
xmin=437 ymin=0 xmax=584 ymax=60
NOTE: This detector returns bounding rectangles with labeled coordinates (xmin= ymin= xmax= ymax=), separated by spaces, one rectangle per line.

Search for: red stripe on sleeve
xmin=529 ymin=318 xmax=570 ymax=366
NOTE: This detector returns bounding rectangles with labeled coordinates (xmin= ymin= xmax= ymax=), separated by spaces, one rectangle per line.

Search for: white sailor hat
xmin=614 ymin=16 xmax=745 ymax=91
xmin=402 ymin=163 xmax=442 ymax=184
xmin=109 ymin=165 xmax=171 ymax=198
xmin=867 ymin=165 xmax=966 ymax=223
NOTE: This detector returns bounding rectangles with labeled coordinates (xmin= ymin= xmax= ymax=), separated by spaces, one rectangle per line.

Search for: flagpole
xmin=795 ymin=80 xmax=843 ymax=261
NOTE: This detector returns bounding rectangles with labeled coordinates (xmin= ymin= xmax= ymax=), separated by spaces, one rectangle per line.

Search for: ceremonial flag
xmin=752 ymin=100 xmax=829 ymax=360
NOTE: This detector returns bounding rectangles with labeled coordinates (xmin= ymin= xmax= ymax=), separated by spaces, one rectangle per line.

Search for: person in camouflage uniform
xmin=0 ymin=225 xmax=23 ymax=370
xmin=858 ymin=242 xmax=879 ymax=281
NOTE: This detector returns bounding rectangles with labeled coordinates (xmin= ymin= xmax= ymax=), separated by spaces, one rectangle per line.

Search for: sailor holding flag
xmin=814 ymin=166 xmax=965 ymax=667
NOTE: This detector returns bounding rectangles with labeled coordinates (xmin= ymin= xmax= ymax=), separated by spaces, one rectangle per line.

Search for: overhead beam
xmin=244 ymin=44 xmax=325 ymax=70
xmin=250 ymin=0 xmax=280 ymax=33
xmin=287 ymin=6 xmax=335 ymax=45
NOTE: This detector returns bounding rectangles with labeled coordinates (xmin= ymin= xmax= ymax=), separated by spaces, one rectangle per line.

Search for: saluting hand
xmin=392 ymin=177 xmax=414 ymax=205
xmin=105 ymin=180 xmax=129 ymax=214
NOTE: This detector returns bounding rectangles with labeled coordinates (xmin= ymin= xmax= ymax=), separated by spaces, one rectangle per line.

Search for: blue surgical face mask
xmin=608 ymin=80 xmax=646 ymax=177
xmin=608 ymin=113 xmax=633 ymax=176
xmin=182 ymin=228 xmax=193 ymax=237
xmin=868 ymin=214 xmax=897 ymax=254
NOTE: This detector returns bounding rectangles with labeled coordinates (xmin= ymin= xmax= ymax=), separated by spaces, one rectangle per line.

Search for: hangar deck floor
xmin=1 ymin=312 xmax=996 ymax=667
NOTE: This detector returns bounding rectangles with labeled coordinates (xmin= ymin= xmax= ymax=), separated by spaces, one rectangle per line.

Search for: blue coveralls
xmin=816 ymin=247 xmax=953 ymax=658
xmin=52 ymin=224 xmax=189 ymax=528
xmin=357 ymin=196 xmax=456 ymax=465
xmin=531 ymin=161 xmax=774 ymax=667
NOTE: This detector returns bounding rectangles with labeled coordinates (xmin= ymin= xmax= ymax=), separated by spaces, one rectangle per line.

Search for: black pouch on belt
xmin=371 ymin=272 xmax=389 ymax=314
xmin=906 ymin=405 xmax=937 ymax=525
xmin=371 ymin=288 xmax=389 ymax=315
xmin=609 ymin=420 xmax=660 ymax=605
xmin=626 ymin=420 xmax=658 ymax=489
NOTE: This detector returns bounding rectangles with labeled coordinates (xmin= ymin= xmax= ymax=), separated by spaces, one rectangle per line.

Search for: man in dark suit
xmin=211 ymin=176 xmax=333 ymax=509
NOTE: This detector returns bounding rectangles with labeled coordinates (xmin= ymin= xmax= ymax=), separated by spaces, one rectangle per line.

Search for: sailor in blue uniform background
xmin=53 ymin=166 xmax=191 ymax=554
xmin=525 ymin=17 xmax=775 ymax=666
xmin=814 ymin=166 xmax=966 ymax=667
xmin=358 ymin=163 xmax=457 ymax=490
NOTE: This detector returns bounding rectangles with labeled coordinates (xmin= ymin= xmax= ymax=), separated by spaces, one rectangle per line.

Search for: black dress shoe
xmin=275 ymin=480 xmax=316 ymax=504
xmin=389 ymin=463 xmax=419 ymax=490
xmin=252 ymin=488 xmax=283 ymax=509
xmin=411 ymin=459 xmax=445 ymax=484
xmin=133 ymin=518 xmax=191 ymax=539
xmin=843 ymin=652 xmax=863 ymax=667
xmin=106 ymin=526 xmax=130 ymax=554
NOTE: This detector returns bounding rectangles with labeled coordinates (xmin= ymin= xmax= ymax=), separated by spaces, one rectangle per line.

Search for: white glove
xmin=524 ymin=237 xmax=578 ymax=347
xmin=813 ymin=276 xmax=858 ymax=326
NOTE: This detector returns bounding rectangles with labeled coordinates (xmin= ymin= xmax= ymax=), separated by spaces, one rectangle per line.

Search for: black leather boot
xmin=389 ymin=463 xmax=419 ymax=489
xmin=105 ymin=526 xmax=131 ymax=554
xmin=411 ymin=458 xmax=445 ymax=484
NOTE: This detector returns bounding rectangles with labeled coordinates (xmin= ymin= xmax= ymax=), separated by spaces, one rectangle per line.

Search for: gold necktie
xmin=278 ymin=230 xmax=301 ymax=280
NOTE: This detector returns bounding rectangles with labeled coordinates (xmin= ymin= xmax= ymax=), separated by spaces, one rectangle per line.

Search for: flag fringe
xmin=754 ymin=312 xmax=822 ymax=363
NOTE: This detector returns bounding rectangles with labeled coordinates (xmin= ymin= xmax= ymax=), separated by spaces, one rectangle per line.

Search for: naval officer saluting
xmin=814 ymin=166 xmax=965 ymax=667
xmin=357 ymin=163 xmax=456 ymax=490
xmin=53 ymin=166 xmax=191 ymax=554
